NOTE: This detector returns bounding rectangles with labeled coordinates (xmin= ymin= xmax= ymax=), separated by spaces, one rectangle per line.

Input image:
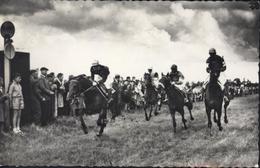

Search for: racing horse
xmin=204 ymin=64 xmax=225 ymax=132
xmin=67 ymin=75 xmax=108 ymax=136
xmin=143 ymin=73 xmax=160 ymax=121
xmin=159 ymin=74 xmax=194 ymax=133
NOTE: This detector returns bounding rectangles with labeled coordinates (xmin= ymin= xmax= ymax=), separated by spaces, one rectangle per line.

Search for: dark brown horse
xmin=204 ymin=70 xmax=224 ymax=132
xmin=67 ymin=75 xmax=108 ymax=136
xmin=143 ymin=73 xmax=160 ymax=121
xmin=159 ymin=74 xmax=194 ymax=133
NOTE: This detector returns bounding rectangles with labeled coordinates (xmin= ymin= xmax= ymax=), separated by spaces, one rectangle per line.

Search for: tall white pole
xmin=4 ymin=39 xmax=11 ymax=93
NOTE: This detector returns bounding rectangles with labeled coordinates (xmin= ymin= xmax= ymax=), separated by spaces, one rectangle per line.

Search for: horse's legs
xmin=79 ymin=109 xmax=88 ymax=134
xmin=224 ymin=101 xmax=229 ymax=124
xmin=213 ymin=110 xmax=217 ymax=123
xmin=217 ymin=108 xmax=223 ymax=131
xmin=180 ymin=108 xmax=187 ymax=130
xmin=144 ymin=104 xmax=149 ymax=121
xmin=97 ymin=108 xmax=108 ymax=136
xmin=170 ymin=109 xmax=177 ymax=133
xmin=186 ymin=102 xmax=194 ymax=121
xmin=149 ymin=105 xmax=153 ymax=120
xmin=206 ymin=106 xmax=212 ymax=129
xmin=154 ymin=104 xmax=159 ymax=116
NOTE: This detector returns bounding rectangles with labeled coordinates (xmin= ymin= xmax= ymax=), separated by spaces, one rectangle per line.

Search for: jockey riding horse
xmin=143 ymin=67 xmax=161 ymax=121
xmin=204 ymin=48 xmax=228 ymax=133
xmin=168 ymin=64 xmax=189 ymax=103
xmin=90 ymin=60 xmax=113 ymax=104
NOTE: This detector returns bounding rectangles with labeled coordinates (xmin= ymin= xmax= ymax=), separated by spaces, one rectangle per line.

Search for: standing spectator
xmin=30 ymin=70 xmax=45 ymax=126
xmin=63 ymin=79 xmax=70 ymax=116
xmin=0 ymin=77 xmax=9 ymax=136
xmin=65 ymin=75 xmax=75 ymax=116
xmin=9 ymin=73 xmax=24 ymax=134
xmin=38 ymin=67 xmax=54 ymax=126
xmin=54 ymin=73 xmax=65 ymax=116
xmin=47 ymin=73 xmax=57 ymax=120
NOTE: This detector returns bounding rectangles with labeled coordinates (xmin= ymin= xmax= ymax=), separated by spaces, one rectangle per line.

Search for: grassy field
xmin=0 ymin=94 xmax=258 ymax=166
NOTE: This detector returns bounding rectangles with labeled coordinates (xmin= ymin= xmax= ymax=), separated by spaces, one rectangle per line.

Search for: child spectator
xmin=9 ymin=73 xmax=24 ymax=134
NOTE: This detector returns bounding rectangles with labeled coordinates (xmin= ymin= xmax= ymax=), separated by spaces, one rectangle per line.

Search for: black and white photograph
xmin=0 ymin=0 xmax=259 ymax=167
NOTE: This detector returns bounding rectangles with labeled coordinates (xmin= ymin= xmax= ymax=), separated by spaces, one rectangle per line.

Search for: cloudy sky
xmin=0 ymin=0 xmax=259 ymax=84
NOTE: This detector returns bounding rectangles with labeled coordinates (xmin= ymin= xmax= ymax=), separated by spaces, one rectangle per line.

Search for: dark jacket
xmin=90 ymin=64 xmax=110 ymax=83
xmin=38 ymin=74 xmax=53 ymax=100
xmin=206 ymin=55 xmax=226 ymax=72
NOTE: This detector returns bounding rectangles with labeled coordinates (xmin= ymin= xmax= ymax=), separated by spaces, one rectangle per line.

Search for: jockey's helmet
xmin=171 ymin=64 xmax=178 ymax=71
xmin=148 ymin=67 xmax=153 ymax=72
xmin=92 ymin=60 xmax=99 ymax=66
xmin=209 ymin=48 xmax=216 ymax=54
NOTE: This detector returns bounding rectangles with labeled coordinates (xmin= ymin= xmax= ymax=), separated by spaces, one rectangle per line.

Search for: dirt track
xmin=0 ymin=94 xmax=258 ymax=166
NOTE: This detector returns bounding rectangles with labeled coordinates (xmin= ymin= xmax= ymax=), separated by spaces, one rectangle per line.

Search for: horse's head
xmin=159 ymin=74 xmax=170 ymax=90
xmin=143 ymin=73 xmax=152 ymax=86
xmin=67 ymin=79 xmax=80 ymax=101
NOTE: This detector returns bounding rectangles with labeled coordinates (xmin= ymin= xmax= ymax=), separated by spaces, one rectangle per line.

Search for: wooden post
xmin=4 ymin=38 xmax=10 ymax=93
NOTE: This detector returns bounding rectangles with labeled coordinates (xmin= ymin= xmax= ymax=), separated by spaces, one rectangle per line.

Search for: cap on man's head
xmin=40 ymin=67 xmax=49 ymax=71
xmin=92 ymin=60 xmax=99 ymax=66
xmin=47 ymin=74 xmax=53 ymax=78
xmin=30 ymin=69 xmax=37 ymax=75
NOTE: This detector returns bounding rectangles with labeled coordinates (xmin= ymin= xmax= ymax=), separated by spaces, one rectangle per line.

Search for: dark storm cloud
xmin=180 ymin=1 xmax=258 ymax=61
xmin=0 ymin=0 xmax=54 ymax=15
xmin=181 ymin=1 xmax=251 ymax=10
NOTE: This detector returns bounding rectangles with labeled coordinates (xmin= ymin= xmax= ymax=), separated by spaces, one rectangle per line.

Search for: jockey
xmin=169 ymin=64 xmax=189 ymax=103
xmin=90 ymin=60 xmax=112 ymax=103
xmin=153 ymin=72 xmax=162 ymax=99
xmin=206 ymin=48 xmax=226 ymax=89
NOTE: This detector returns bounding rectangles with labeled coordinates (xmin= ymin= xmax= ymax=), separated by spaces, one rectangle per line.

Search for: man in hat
xmin=30 ymin=69 xmax=45 ymax=126
xmin=90 ymin=60 xmax=112 ymax=103
xmin=111 ymin=74 xmax=121 ymax=93
xmin=38 ymin=67 xmax=54 ymax=126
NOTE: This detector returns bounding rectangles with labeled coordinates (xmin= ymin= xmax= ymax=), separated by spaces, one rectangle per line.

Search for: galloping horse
xmin=159 ymin=74 xmax=194 ymax=133
xmin=67 ymin=75 xmax=108 ymax=136
xmin=204 ymin=66 xmax=225 ymax=132
xmin=143 ymin=73 xmax=159 ymax=121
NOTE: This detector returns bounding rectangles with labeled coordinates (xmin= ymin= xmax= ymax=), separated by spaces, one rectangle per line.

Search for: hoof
xmin=213 ymin=118 xmax=217 ymax=123
xmin=190 ymin=117 xmax=194 ymax=121
xmin=82 ymin=129 xmax=88 ymax=134
xmin=224 ymin=118 xmax=228 ymax=124
xmin=145 ymin=117 xmax=149 ymax=121
xmin=219 ymin=126 xmax=223 ymax=131
xmin=96 ymin=133 xmax=102 ymax=137
xmin=154 ymin=112 xmax=159 ymax=116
